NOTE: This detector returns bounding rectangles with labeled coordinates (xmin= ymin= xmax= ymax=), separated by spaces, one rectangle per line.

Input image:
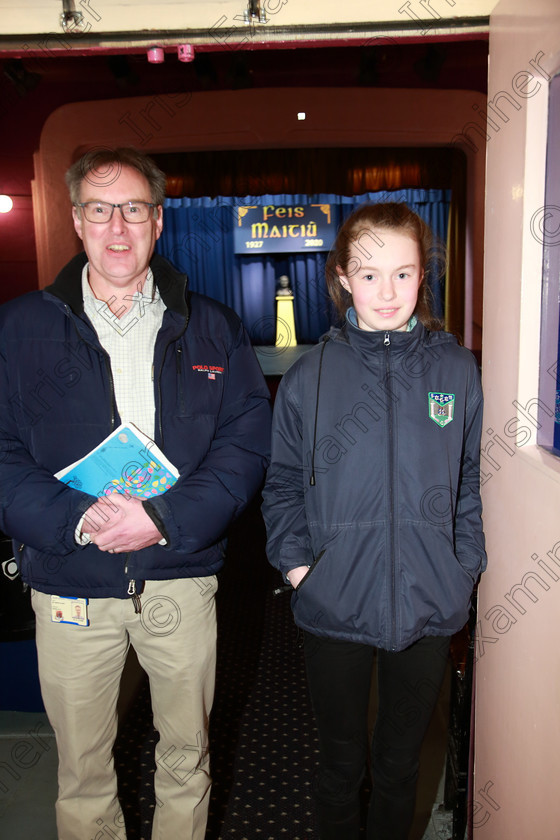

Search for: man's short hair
xmin=65 ymin=147 xmax=167 ymax=206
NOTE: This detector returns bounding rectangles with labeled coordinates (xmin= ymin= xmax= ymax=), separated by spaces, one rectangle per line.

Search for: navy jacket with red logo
xmin=0 ymin=253 xmax=271 ymax=599
xmin=262 ymin=319 xmax=486 ymax=652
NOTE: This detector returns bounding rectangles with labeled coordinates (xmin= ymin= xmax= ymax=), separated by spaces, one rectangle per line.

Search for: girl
xmin=262 ymin=203 xmax=486 ymax=839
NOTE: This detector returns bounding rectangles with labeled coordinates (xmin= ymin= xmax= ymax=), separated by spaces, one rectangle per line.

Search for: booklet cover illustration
xmin=55 ymin=423 xmax=179 ymax=500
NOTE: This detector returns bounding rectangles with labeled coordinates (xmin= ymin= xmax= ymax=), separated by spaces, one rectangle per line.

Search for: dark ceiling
xmin=2 ymin=38 xmax=489 ymax=98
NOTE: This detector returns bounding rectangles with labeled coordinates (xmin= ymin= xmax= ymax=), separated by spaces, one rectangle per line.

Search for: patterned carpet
xmin=114 ymin=501 xmax=319 ymax=840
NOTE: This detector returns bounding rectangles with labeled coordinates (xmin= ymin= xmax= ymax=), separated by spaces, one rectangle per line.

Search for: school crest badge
xmin=428 ymin=392 xmax=455 ymax=428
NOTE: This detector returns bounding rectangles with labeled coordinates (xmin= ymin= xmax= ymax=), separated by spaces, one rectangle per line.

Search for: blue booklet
xmin=55 ymin=423 xmax=179 ymax=500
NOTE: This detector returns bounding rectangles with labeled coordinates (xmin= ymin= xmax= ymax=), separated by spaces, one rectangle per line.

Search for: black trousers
xmin=303 ymin=632 xmax=450 ymax=840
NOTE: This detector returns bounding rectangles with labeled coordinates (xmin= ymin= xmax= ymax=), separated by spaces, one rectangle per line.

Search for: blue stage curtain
xmin=157 ymin=190 xmax=450 ymax=344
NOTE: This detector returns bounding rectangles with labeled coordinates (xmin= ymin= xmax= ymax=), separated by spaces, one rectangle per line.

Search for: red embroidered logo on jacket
xmin=192 ymin=364 xmax=224 ymax=380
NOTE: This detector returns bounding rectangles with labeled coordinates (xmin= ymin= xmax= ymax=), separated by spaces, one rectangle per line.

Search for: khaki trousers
xmin=32 ymin=576 xmax=217 ymax=840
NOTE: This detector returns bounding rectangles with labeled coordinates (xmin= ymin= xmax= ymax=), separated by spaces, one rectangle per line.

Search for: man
xmin=0 ymin=148 xmax=271 ymax=839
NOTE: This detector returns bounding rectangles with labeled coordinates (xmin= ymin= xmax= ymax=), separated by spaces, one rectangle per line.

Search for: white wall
xmin=0 ymin=0 xmax=496 ymax=36
xmin=474 ymin=1 xmax=560 ymax=837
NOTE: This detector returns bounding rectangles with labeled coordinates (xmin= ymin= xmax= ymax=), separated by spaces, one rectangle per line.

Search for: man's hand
xmin=82 ymin=493 xmax=163 ymax=553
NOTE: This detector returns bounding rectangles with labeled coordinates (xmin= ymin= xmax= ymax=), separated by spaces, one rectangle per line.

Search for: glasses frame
xmin=74 ymin=200 xmax=158 ymax=224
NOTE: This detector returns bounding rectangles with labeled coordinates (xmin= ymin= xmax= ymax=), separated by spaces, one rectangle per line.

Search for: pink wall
xmin=475 ymin=1 xmax=560 ymax=837
xmin=0 ymin=197 xmax=36 ymax=305
xmin=33 ymin=86 xmax=486 ymax=349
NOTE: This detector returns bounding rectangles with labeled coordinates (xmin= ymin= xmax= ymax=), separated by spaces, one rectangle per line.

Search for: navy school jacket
xmin=262 ymin=319 xmax=486 ymax=652
xmin=0 ymin=253 xmax=271 ymax=599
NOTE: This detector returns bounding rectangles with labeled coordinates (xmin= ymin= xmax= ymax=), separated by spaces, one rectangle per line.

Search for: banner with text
xmin=234 ymin=203 xmax=335 ymax=254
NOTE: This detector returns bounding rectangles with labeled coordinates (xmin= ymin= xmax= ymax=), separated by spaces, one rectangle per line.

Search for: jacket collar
xmin=44 ymin=251 xmax=189 ymax=318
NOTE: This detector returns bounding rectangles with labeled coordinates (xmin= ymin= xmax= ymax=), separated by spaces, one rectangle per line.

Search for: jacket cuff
xmin=142 ymin=500 xmax=170 ymax=545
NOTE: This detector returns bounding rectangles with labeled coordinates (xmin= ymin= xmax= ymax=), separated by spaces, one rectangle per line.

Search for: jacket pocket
xmin=295 ymin=549 xmax=325 ymax=591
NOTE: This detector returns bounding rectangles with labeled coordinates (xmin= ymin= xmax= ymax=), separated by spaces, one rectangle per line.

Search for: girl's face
xmin=337 ymin=227 xmax=423 ymax=333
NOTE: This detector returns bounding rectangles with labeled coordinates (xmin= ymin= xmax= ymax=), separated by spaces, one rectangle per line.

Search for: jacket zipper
xmin=176 ymin=345 xmax=185 ymax=413
xmin=126 ymin=575 xmax=142 ymax=613
xmin=155 ymin=316 xmax=190 ymax=447
xmin=384 ymin=331 xmax=397 ymax=650
xmin=67 ymin=308 xmax=117 ymax=430
xmin=100 ymin=348 xmax=140 ymax=604
xmin=100 ymin=347 xmax=139 ymax=604
xmin=102 ymin=354 xmax=117 ymax=429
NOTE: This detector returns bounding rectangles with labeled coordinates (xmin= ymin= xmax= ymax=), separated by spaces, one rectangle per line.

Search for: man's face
xmin=72 ymin=164 xmax=163 ymax=299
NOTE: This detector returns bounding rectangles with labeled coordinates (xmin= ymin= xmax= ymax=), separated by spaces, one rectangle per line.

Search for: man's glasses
xmin=74 ymin=201 xmax=157 ymax=224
